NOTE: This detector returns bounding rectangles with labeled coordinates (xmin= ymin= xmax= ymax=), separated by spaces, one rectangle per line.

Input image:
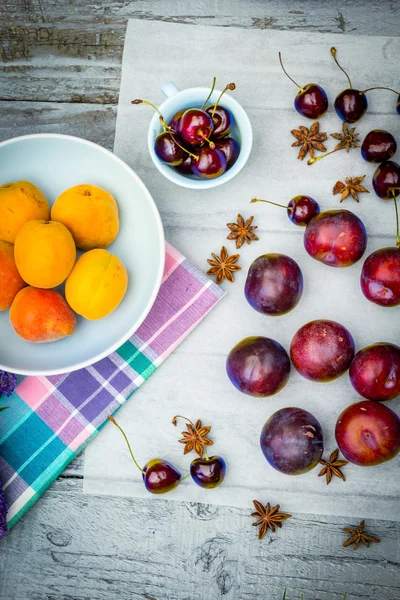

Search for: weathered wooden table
xmin=1 ymin=2 xmax=399 ymax=599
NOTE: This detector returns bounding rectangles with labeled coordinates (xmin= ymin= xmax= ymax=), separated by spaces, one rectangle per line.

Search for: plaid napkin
xmin=0 ymin=242 xmax=225 ymax=530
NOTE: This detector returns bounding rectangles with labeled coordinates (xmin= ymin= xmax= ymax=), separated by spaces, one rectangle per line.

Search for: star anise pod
xmin=207 ymin=246 xmax=241 ymax=284
xmin=330 ymin=122 xmax=360 ymax=152
xmin=291 ymin=122 xmax=327 ymax=161
xmin=226 ymin=214 xmax=259 ymax=249
xmin=318 ymin=449 xmax=348 ymax=485
xmin=173 ymin=417 xmax=213 ymax=457
xmin=343 ymin=520 xmax=380 ymax=550
xmin=251 ymin=500 xmax=292 ymax=540
xmin=333 ymin=175 xmax=369 ymax=202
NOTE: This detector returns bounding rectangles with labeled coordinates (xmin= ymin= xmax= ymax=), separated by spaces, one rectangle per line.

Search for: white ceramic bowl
xmin=148 ymin=82 xmax=253 ymax=189
xmin=0 ymin=134 xmax=165 ymax=376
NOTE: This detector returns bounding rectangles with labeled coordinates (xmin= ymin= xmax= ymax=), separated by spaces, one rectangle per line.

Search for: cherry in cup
xmin=251 ymin=195 xmax=320 ymax=226
xmin=349 ymin=342 xmax=400 ymax=402
xmin=278 ymin=52 xmax=328 ymax=119
xmin=108 ymin=416 xmax=181 ymax=494
xmin=205 ymin=82 xmax=236 ymax=138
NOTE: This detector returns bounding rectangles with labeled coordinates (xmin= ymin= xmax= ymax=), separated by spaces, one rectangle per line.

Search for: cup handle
xmin=161 ymin=82 xmax=179 ymax=99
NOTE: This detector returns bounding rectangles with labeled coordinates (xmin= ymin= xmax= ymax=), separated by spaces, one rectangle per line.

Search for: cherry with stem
xmin=251 ymin=195 xmax=320 ymax=226
xmin=205 ymin=82 xmax=236 ymax=139
xmin=331 ymin=47 xmax=368 ymax=123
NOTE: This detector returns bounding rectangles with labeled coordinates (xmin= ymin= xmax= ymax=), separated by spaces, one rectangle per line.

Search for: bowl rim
xmin=147 ymin=86 xmax=253 ymax=190
xmin=0 ymin=133 xmax=165 ymax=376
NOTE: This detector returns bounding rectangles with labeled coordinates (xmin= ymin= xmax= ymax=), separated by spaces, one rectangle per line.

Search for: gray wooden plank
xmin=1 ymin=484 xmax=399 ymax=600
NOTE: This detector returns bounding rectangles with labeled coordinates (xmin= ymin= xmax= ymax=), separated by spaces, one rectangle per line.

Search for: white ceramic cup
xmin=147 ymin=82 xmax=253 ymax=189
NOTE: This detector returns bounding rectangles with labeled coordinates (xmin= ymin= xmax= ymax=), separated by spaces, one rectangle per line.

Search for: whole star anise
xmin=207 ymin=246 xmax=241 ymax=284
xmin=343 ymin=520 xmax=380 ymax=550
xmin=172 ymin=415 xmax=213 ymax=457
xmin=226 ymin=214 xmax=259 ymax=249
xmin=251 ymin=500 xmax=292 ymax=540
xmin=331 ymin=122 xmax=360 ymax=152
xmin=333 ymin=176 xmax=369 ymax=202
xmin=291 ymin=122 xmax=327 ymax=161
xmin=318 ymin=449 xmax=348 ymax=485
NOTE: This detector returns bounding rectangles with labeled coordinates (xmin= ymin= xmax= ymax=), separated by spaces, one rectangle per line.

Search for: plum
xmin=226 ymin=336 xmax=290 ymax=397
xmin=335 ymin=400 xmax=400 ymax=466
xmin=304 ymin=209 xmax=367 ymax=267
xmin=260 ymin=407 xmax=324 ymax=475
xmin=290 ymin=319 xmax=355 ymax=382
xmin=244 ymin=253 xmax=303 ymax=316
xmin=360 ymin=247 xmax=400 ymax=307
xmin=349 ymin=342 xmax=400 ymax=401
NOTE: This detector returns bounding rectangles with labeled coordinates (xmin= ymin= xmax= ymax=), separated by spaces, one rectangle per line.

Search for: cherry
xmin=361 ymin=130 xmax=397 ymax=163
xmin=349 ymin=342 xmax=400 ymax=402
xmin=331 ymin=48 xmax=368 ymax=123
xmin=251 ymin=195 xmax=320 ymax=226
xmin=175 ymin=155 xmax=193 ymax=175
xmin=372 ymin=161 xmax=400 ymax=199
xmin=169 ymin=109 xmax=185 ymax=132
xmin=203 ymin=81 xmax=235 ymax=138
xmin=304 ymin=209 xmax=367 ymax=267
xmin=108 ymin=416 xmax=181 ymax=494
xmin=214 ymin=137 xmax=240 ymax=169
xmin=190 ymin=456 xmax=226 ymax=489
xmin=278 ymin=52 xmax=328 ymax=119
xmin=191 ymin=147 xmax=227 ymax=179
xmin=397 ymin=95 xmax=400 ymax=115
xmin=179 ymin=108 xmax=215 ymax=147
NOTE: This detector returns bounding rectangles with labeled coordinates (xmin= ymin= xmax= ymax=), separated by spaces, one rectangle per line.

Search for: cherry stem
xmin=211 ymin=82 xmax=236 ymax=119
xmin=131 ymin=99 xmax=173 ymax=132
xmin=169 ymin=133 xmax=199 ymax=160
xmin=330 ymin=47 xmax=352 ymax=89
xmin=307 ymin=148 xmax=340 ymax=165
xmin=360 ymin=86 xmax=400 ymax=96
xmin=200 ymin=133 xmax=215 ymax=149
xmin=390 ymin=189 xmax=400 ymax=247
xmin=201 ymin=76 xmax=217 ymax=110
xmin=172 ymin=414 xmax=209 ymax=459
xmin=251 ymin=197 xmax=291 ymax=211
xmin=108 ymin=416 xmax=144 ymax=474
xmin=278 ymin=52 xmax=303 ymax=92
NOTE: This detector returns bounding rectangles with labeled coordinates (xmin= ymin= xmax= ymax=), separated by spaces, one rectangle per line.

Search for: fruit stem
xmin=360 ymin=86 xmax=400 ymax=96
xmin=251 ymin=197 xmax=290 ymax=210
xmin=211 ymin=82 xmax=236 ymax=119
xmin=330 ymin=47 xmax=352 ymax=88
xmin=108 ymin=416 xmax=144 ymax=473
xmin=201 ymin=76 xmax=217 ymax=110
xmin=307 ymin=148 xmax=340 ymax=165
xmin=390 ymin=188 xmax=400 ymax=247
xmin=169 ymin=133 xmax=199 ymax=160
xmin=278 ymin=52 xmax=303 ymax=92
xmin=131 ymin=99 xmax=173 ymax=132
xmin=200 ymin=133 xmax=215 ymax=149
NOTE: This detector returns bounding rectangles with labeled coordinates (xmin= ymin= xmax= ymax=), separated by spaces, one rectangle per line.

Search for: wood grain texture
xmin=1 ymin=1 xmax=400 ymax=599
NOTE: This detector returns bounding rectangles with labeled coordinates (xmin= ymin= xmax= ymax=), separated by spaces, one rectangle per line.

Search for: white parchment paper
xmin=84 ymin=20 xmax=400 ymax=519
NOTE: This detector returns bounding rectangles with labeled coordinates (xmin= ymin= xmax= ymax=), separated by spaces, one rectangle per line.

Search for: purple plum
xmin=226 ymin=336 xmax=290 ymax=397
xmin=260 ymin=407 xmax=324 ymax=475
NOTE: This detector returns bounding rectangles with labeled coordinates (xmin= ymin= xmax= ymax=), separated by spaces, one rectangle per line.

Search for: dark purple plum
xmin=245 ymin=253 xmax=303 ymax=316
xmin=349 ymin=342 xmax=400 ymax=402
xmin=304 ymin=209 xmax=367 ymax=267
xmin=214 ymin=137 xmax=240 ymax=169
xmin=142 ymin=459 xmax=181 ymax=494
xmin=290 ymin=319 xmax=355 ymax=382
xmin=361 ymin=130 xmax=397 ymax=163
xmin=226 ymin=336 xmax=290 ymax=397
xmin=260 ymin=407 xmax=324 ymax=475
xmin=360 ymin=247 xmax=400 ymax=307
xmin=190 ymin=456 xmax=226 ymax=488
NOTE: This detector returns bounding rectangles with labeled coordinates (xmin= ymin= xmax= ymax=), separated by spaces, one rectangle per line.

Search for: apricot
xmin=51 ymin=184 xmax=119 ymax=251
xmin=66 ymin=249 xmax=128 ymax=320
xmin=15 ymin=220 xmax=76 ymax=288
xmin=0 ymin=181 xmax=50 ymax=243
xmin=0 ymin=240 xmax=26 ymax=310
xmin=10 ymin=287 xmax=76 ymax=343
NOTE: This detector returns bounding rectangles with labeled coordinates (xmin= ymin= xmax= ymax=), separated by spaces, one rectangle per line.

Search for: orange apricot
xmin=0 ymin=240 xmax=26 ymax=310
xmin=0 ymin=181 xmax=50 ymax=243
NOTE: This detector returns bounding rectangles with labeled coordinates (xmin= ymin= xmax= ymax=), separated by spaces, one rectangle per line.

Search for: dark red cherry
xmin=190 ymin=456 xmax=226 ymax=489
xmin=175 ymin=155 xmax=193 ymax=175
xmin=334 ymin=89 xmax=368 ymax=123
xmin=154 ymin=132 xmax=187 ymax=166
xmin=179 ymin=108 xmax=214 ymax=146
xmin=191 ymin=147 xmax=227 ymax=179
xmin=361 ymin=130 xmax=397 ymax=163
xmin=206 ymin=105 xmax=232 ymax=138
xmin=169 ymin=109 xmax=185 ymax=132
xmin=349 ymin=342 xmax=400 ymax=402
xmin=360 ymin=247 xmax=400 ymax=307
xmin=214 ymin=137 xmax=240 ymax=169
xmin=287 ymin=195 xmax=320 ymax=226
xmin=142 ymin=458 xmax=181 ymax=494
xmin=372 ymin=161 xmax=400 ymax=199
xmin=279 ymin=53 xmax=328 ymax=119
